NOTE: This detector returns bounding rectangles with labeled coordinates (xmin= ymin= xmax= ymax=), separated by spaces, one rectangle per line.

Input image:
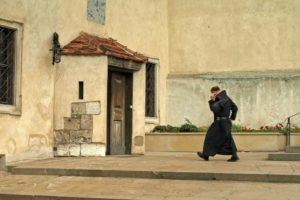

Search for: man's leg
xmin=227 ymin=137 xmax=239 ymax=161
xmin=197 ymin=152 xmax=209 ymax=161
xmin=224 ymin=120 xmax=239 ymax=162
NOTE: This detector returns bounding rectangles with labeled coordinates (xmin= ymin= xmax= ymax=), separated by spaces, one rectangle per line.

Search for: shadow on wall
xmin=166 ymin=71 xmax=300 ymax=128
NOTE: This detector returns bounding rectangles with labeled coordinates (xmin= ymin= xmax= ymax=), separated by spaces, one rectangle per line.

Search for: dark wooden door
xmin=107 ymin=71 xmax=132 ymax=155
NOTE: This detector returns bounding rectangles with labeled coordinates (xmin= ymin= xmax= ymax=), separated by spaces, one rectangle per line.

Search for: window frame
xmin=0 ymin=18 xmax=23 ymax=115
xmin=145 ymin=58 xmax=159 ymax=124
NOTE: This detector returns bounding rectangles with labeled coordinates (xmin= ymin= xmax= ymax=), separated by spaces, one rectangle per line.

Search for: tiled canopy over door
xmin=62 ymin=32 xmax=148 ymax=71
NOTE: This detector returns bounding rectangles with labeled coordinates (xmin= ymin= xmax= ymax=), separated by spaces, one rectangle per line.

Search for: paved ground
xmin=10 ymin=152 xmax=300 ymax=175
xmin=0 ymin=174 xmax=300 ymax=200
xmin=0 ymin=152 xmax=299 ymax=199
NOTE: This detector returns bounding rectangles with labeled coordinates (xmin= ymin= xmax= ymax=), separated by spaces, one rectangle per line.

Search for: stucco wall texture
xmin=167 ymin=71 xmax=300 ymax=128
xmin=166 ymin=0 xmax=300 ymax=128
xmin=0 ymin=0 xmax=169 ymax=163
xmin=168 ymin=0 xmax=300 ymax=74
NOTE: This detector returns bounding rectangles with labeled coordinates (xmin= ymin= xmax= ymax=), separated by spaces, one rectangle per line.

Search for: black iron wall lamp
xmin=50 ymin=32 xmax=62 ymax=65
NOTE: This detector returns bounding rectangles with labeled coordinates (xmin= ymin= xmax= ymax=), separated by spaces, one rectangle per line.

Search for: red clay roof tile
xmin=62 ymin=32 xmax=147 ymax=62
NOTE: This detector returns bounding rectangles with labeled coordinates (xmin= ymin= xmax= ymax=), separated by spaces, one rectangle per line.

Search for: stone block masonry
xmin=80 ymin=115 xmax=93 ymax=130
xmin=64 ymin=117 xmax=81 ymax=130
xmin=54 ymin=130 xmax=70 ymax=146
xmin=54 ymin=101 xmax=104 ymax=157
xmin=71 ymin=102 xmax=86 ymax=115
xmin=81 ymin=143 xmax=105 ymax=156
xmin=71 ymin=101 xmax=100 ymax=115
xmin=70 ymin=130 xmax=92 ymax=144
xmin=56 ymin=143 xmax=105 ymax=157
xmin=69 ymin=144 xmax=81 ymax=157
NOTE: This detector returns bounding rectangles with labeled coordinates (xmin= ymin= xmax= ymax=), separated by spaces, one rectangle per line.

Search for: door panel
xmin=110 ymin=73 xmax=126 ymax=155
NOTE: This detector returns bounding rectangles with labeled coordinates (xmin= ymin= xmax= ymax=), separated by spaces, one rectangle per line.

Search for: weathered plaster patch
xmin=28 ymin=134 xmax=48 ymax=151
xmin=87 ymin=0 xmax=106 ymax=25
xmin=5 ymin=138 xmax=16 ymax=154
xmin=134 ymin=136 xmax=144 ymax=147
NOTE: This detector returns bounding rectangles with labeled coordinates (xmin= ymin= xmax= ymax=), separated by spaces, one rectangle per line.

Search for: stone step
xmin=286 ymin=146 xmax=300 ymax=153
xmin=268 ymin=153 xmax=300 ymax=161
xmin=10 ymin=166 xmax=300 ymax=183
xmin=1 ymin=174 xmax=300 ymax=200
xmin=0 ymin=194 xmax=124 ymax=200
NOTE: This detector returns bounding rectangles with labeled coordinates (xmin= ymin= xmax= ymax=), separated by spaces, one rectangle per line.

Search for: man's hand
xmin=210 ymin=94 xmax=216 ymax=101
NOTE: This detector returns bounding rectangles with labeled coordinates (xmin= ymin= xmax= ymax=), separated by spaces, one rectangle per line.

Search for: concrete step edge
xmin=11 ymin=167 xmax=300 ymax=183
xmin=0 ymin=193 xmax=128 ymax=200
xmin=268 ymin=153 xmax=300 ymax=161
xmin=286 ymin=146 xmax=300 ymax=153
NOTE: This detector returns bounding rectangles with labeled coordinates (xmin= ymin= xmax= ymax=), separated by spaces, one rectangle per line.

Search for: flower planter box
xmin=145 ymin=132 xmax=300 ymax=152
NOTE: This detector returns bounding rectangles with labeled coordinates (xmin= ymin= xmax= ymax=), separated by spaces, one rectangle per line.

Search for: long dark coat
xmin=202 ymin=90 xmax=238 ymax=156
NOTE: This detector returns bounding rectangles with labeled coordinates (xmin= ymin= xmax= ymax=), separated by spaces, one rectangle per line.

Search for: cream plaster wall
xmin=0 ymin=0 xmax=62 ymax=163
xmin=168 ymin=0 xmax=300 ymax=74
xmin=54 ymin=56 xmax=107 ymax=143
xmin=132 ymin=64 xmax=146 ymax=154
xmin=0 ymin=0 xmax=169 ymax=162
xmin=166 ymin=0 xmax=300 ymax=130
xmin=105 ymin=0 xmax=169 ymax=126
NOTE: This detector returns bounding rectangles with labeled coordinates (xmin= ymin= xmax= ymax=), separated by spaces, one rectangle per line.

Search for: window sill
xmin=0 ymin=104 xmax=21 ymax=116
xmin=145 ymin=117 xmax=159 ymax=125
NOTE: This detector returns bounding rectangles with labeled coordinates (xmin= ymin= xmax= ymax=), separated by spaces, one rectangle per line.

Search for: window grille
xmin=0 ymin=26 xmax=15 ymax=105
xmin=145 ymin=63 xmax=156 ymax=117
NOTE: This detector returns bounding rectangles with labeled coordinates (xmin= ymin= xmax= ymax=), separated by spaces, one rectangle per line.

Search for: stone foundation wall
xmin=146 ymin=133 xmax=300 ymax=152
xmin=54 ymin=101 xmax=105 ymax=157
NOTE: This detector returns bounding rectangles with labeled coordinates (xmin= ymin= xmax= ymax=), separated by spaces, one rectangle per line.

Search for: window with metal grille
xmin=145 ymin=62 xmax=156 ymax=117
xmin=0 ymin=26 xmax=15 ymax=105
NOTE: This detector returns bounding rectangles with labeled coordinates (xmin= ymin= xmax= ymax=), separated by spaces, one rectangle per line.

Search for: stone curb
xmin=11 ymin=167 xmax=300 ymax=183
xmin=0 ymin=194 xmax=129 ymax=200
xmin=268 ymin=153 xmax=300 ymax=161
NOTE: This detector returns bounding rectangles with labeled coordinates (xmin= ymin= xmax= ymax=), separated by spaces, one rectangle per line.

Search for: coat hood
xmin=216 ymin=90 xmax=229 ymax=100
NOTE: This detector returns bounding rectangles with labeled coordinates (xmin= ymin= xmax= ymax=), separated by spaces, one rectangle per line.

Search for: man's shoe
xmin=227 ymin=156 xmax=239 ymax=162
xmin=197 ymin=152 xmax=209 ymax=161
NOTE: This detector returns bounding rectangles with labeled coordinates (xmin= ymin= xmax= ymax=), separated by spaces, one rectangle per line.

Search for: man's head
xmin=210 ymin=86 xmax=221 ymax=96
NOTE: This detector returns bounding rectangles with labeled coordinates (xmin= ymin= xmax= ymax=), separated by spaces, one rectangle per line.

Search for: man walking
xmin=197 ymin=86 xmax=239 ymax=162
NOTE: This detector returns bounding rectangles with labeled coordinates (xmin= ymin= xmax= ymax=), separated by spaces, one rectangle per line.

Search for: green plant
xmin=198 ymin=126 xmax=209 ymax=132
xmin=152 ymin=125 xmax=180 ymax=132
xmin=166 ymin=125 xmax=180 ymax=132
xmin=152 ymin=119 xmax=201 ymax=133
xmin=231 ymin=124 xmax=242 ymax=132
xmin=152 ymin=125 xmax=167 ymax=132
xmin=152 ymin=121 xmax=300 ymax=133
xmin=179 ymin=118 xmax=199 ymax=132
